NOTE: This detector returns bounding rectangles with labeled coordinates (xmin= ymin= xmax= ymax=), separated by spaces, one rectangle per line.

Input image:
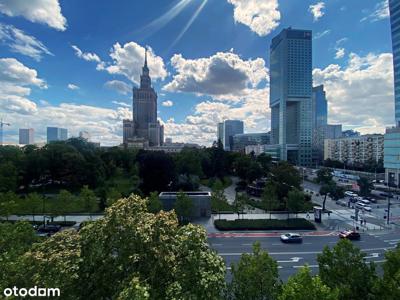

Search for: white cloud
xmin=335 ymin=48 xmax=345 ymax=59
xmin=0 ymin=58 xmax=46 ymax=116
xmin=309 ymin=2 xmax=325 ymax=21
xmin=361 ymin=0 xmax=389 ymax=23
xmin=67 ymin=83 xmax=79 ymax=90
xmin=105 ymin=42 xmax=167 ymax=84
xmin=227 ymin=0 xmax=280 ymax=37
xmin=0 ymin=23 xmax=52 ymax=61
xmin=162 ymin=100 xmax=173 ymax=107
xmin=112 ymin=101 xmax=131 ymax=108
xmin=313 ymin=30 xmax=331 ymax=40
xmin=164 ymin=51 xmax=268 ymax=99
xmin=71 ymin=45 xmax=101 ymax=63
xmin=0 ymin=0 xmax=67 ymax=31
xmin=313 ymin=52 xmax=394 ymax=134
xmin=3 ymin=103 xmax=132 ymax=145
xmin=104 ymin=80 xmax=131 ymax=95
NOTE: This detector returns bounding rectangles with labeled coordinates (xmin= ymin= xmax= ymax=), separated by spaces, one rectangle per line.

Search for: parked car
xmin=339 ymin=230 xmax=361 ymax=240
xmin=345 ymin=191 xmax=357 ymax=197
xmin=364 ymin=196 xmax=377 ymax=203
xmin=336 ymin=200 xmax=347 ymax=207
xmin=36 ymin=224 xmax=61 ymax=237
xmin=280 ymin=233 xmax=303 ymax=243
xmin=355 ymin=202 xmax=372 ymax=212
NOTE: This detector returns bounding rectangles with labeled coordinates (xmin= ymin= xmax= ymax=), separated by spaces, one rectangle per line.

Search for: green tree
xmin=57 ymin=190 xmax=75 ymax=222
xmin=0 ymin=191 xmax=18 ymax=220
xmin=79 ymin=185 xmax=98 ymax=213
xmin=233 ymin=193 xmax=247 ymax=219
xmin=279 ymin=266 xmax=338 ymax=300
xmin=287 ymin=189 xmax=306 ymax=218
xmin=261 ymin=182 xmax=280 ymax=218
xmin=316 ymin=168 xmax=333 ymax=185
xmin=270 ymin=162 xmax=302 ymax=200
xmin=319 ymin=182 xmax=344 ymax=211
xmin=25 ymin=193 xmax=43 ymax=222
xmin=317 ymin=239 xmax=377 ymax=300
xmin=357 ymin=177 xmax=373 ymax=197
xmin=175 ymin=191 xmax=193 ymax=222
xmin=147 ymin=191 xmax=163 ymax=213
xmin=229 ymin=242 xmax=281 ymax=300
xmin=4 ymin=195 xmax=226 ymax=299
xmin=106 ymin=187 xmax=122 ymax=207
xmin=0 ymin=161 xmax=18 ymax=192
xmin=375 ymin=245 xmax=400 ymax=299
xmin=257 ymin=153 xmax=273 ymax=175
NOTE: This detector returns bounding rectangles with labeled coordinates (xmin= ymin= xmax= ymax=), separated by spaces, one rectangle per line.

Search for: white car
xmin=280 ymin=233 xmax=302 ymax=243
xmin=345 ymin=191 xmax=357 ymax=197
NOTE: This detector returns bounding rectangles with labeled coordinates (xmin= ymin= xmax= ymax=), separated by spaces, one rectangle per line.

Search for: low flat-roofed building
xmin=159 ymin=191 xmax=211 ymax=218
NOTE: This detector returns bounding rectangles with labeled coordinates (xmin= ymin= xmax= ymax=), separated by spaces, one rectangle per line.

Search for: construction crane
xmin=0 ymin=119 xmax=11 ymax=146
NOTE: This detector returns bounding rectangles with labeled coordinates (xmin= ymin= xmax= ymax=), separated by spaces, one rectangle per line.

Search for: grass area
xmin=214 ymin=218 xmax=316 ymax=231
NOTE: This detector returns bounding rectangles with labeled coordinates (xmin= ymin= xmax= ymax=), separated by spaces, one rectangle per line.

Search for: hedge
xmin=1 ymin=220 xmax=76 ymax=227
xmin=214 ymin=218 xmax=316 ymax=231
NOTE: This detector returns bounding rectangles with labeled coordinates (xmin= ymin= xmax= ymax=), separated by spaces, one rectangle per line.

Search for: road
xmin=208 ymin=231 xmax=399 ymax=281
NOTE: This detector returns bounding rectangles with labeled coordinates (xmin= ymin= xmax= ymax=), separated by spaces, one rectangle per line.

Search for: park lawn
xmin=214 ymin=218 xmax=316 ymax=231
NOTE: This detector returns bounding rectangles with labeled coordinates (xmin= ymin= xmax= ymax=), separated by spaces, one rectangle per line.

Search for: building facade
xmin=159 ymin=191 xmax=211 ymax=218
xmin=232 ymin=132 xmax=270 ymax=152
xmin=19 ymin=128 xmax=34 ymax=145
xmin=385 ymin=1 xmax=400 ymax=186
xmin=311 ymin=85 xmax=328 ymax=163
xmin=47 ymin=127 xmax=68 ymax=143
xmin=124 ymin=50 xmax=164 ymax=147
xmin=219 ymin=120 xmax=244 ymax=151
xmin=324 ymin=134 xmax=384 ymax=165
xmin=270 ymin=28 xmax=313 ymax=166
xmin=217 ymin=122 xmax=224 ymax=143
xmin=325 ymin=124 xmax=343 ymax=139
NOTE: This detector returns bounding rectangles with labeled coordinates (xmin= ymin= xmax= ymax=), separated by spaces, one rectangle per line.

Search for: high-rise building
xmin=270 ymin=28 xmax=313 ymax=166
xmin=219 ymin=120 xmax=244 ymax=151
xmin=19 ymin=128 xmax=34 ymax=145
xmin=217 ymin=122 xmax=224 ymax=143
xmin=123 ymin=49 xmax=163 ymax=147
xmin=47 ymin=127 xmax=68 ymax=143
xmin=325 ymin=124 xmax=343 ymax=139
xmin=312 ymin=85 xmax=328 ymax=163
xmin=390 ymin=0 xmax=400 ymax=127
xmin=384 ymin=1 xmax=400 ymax=186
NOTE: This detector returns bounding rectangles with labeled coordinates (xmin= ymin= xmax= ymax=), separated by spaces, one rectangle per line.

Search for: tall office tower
xmin=390 ymin=0 xmax=400 ymax=127
xmin=270 ymin=28 xmax=313 ymax=166
xmin=222 ymin=120 xmax=244 ymax=151
xmin=19 ymin=128 xmax=34 ymax=145
xmin=311 ymin=85 xmax=328 ymax=163
xmin=47 ymin=127 xmax=68 ymax=143
xmin=217 ymin=122 xmax=224 ymax=143
xmin=123 ymin=119 xmax=135 ymax=144
xmin=385 ymin=1 xmax=400 ymax=186
xmin=133 ymin=49 xmax=161 ymax=146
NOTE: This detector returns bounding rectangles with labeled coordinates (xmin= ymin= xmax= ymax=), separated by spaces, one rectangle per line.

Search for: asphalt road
xmin=208 ymin=232 xmax=398 ymax=281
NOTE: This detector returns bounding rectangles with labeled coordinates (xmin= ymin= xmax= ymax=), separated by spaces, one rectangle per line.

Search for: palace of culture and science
xmin=123 ymin=50 xmax=164 ymax=148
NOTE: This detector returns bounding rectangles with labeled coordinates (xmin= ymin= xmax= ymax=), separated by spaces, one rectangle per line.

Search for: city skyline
xmin=0 ymin=0 xmax=395 ymax=146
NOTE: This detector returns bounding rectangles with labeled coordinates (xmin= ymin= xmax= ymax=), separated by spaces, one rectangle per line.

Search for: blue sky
xmin=0 ymin=0 xmax=395 ymax=145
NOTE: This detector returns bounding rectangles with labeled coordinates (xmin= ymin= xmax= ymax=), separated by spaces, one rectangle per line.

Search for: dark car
xmin=339 ymin=230 xmax=361 ymax=240
xmin=280 ymin=233 xmax=303 ymax=243
xmin=36 ymin=224 xmax=61 ymax=237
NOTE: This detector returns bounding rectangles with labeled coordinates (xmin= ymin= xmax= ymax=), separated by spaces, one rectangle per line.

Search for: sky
xmin=0 ymin=0 xmax=395 ymax=146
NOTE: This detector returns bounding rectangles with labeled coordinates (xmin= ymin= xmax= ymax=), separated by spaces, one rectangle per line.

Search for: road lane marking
xmin=364 ymin=253 xmax=379 ymax=259
xmin=241 ymin=243 xmax=253 ymax=246
xmin=277 ymin=257 xmax=302 ymax=263
xmin=293 ymin=264 xmax=318 ymax=268
xmin=212 ymin=244 xmax=222 ymax=246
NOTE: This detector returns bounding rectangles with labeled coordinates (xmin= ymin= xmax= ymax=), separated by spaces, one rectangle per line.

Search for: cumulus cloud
xmin=313 ymin=52 xmax=394 ymax=133
xmin=309 ymin=2 xmax=325 ymax=21
xmin=71 ymin=45 xmax=101 ymax=63
xmin=162 ymin=100 xmax=173 ymax=107
xmin=0 ymin=58 xmax=46 ymax=116
xmin=104 ymin=80 xmax=131 ymax=95
xmin=67 ymin=83 xmax=79 ymax=90
xmin=2 ymin=103 xmax=132 ymax=145
xmin=0 ymin=23 xmax=52 ymax=61
xmin=335 ymin=48 xmax=345 ymax=59
xmin=361 ymin=0 xmax=389 ymax=23
xmin=112 ymin=101 xmax=131 ymax=108
xmin=0 ymin=0 xmax=67 ymax=31
xmin=164 ymin=51 xmax=268 ymax=99
xmin=227 ymin=0 xmax=280 ymax=37
xmin=105 ymin=42 xmax=167 ymax=84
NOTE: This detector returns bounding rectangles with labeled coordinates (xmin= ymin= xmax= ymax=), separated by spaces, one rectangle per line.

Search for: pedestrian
xmin=306 ymin=212 xmax=310 ymax=219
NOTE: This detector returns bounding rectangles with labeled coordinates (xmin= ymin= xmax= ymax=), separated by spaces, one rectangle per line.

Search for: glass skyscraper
xmin=390 ymin=0 xmax=400 ymax=126
xmin=220 ymin=120 xmax=244 ymax=151
xmin=270 ymin=28 xmax=313 ymax=166
xmin=312 ymin=85 xmax=328 ymax=163
xmin=47 ymin=127 xmax=68 ymax=143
